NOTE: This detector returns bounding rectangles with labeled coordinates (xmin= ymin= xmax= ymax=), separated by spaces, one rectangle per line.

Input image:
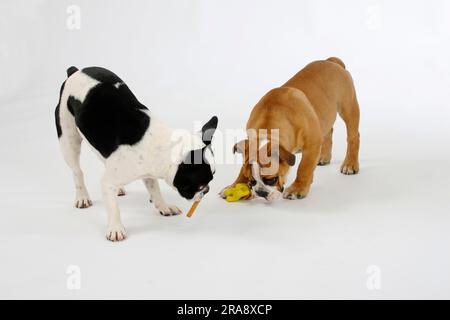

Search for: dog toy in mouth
xmin=223 ymin=183 xmax=252 ymax=202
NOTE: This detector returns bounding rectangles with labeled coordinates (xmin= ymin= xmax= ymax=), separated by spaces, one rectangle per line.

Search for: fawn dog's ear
xmin=273 ymin=144 xmax=296 ymax=166
xmin=233 ymin=139 xmax=248 ymax=154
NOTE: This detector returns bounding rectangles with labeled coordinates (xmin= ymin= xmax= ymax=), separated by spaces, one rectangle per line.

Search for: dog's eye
xmin=262 ymin=176 xmax=278 ymax=186
xmin=249 ymin=179 xmax=257 ymax=186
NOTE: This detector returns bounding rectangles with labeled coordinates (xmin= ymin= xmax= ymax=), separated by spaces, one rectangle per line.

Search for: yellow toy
xmin=223 ymin=183 xmax=252 ymax=202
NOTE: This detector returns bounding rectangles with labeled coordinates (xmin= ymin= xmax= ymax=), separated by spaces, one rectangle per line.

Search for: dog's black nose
xmin=255 ymin=189 xmax=269 ymax=198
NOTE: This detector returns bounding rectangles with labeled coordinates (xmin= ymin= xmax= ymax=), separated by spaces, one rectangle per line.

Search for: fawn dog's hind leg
xmin=339 ymin=97 xmax=360 ymax=175
xmin=318 ymin=128 xmax=333 ymax=166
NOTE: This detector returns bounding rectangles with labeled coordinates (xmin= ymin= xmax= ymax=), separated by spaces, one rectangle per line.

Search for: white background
xmin=1 ymin=0 xmax=450 ymax=299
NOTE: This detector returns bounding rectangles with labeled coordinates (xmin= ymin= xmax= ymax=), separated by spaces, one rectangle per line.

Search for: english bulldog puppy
xmin=221 ymin=57 xmax=360 ymax=201
xmin=55 ymin=66 xmax=218 ymax=241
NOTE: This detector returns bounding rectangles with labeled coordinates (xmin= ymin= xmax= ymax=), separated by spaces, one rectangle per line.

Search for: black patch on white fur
xmin=54 ymin=81 xmax=66 ymax=138
xmin=82 ymin=67 xmax=147 ymax=111
xmin=55 ymin=105 xmax=62 ymax=138
xmin=173 ymin=148 xmax=214 ymax=200
xmin=82 ymin=67 xmax=122 ymax=86
xmin=67 ymin=96 xmax=79 ymax=116
xmin=69 ymin=68 xmax=150 ymax=158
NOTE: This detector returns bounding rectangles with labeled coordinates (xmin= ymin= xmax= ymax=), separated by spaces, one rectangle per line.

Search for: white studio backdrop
xmin=1 ymin=0 xmax=450 ymax=299
xmin=2 ymin=0 xmax=450 ymax=128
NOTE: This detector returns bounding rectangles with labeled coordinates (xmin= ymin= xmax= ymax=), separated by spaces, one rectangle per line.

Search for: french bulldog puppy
xmin=55 ymin=66 xmax=218 ymax=241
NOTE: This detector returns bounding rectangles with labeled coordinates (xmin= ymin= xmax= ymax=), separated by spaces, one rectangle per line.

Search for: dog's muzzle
xmin=255 ymin=189 xmax=269 ymax=198
xmin=194 ymin=185 xmax=210 ymax=201
xmin=254 ymin=188 xmax=281 ymax=202
xmin=201 ymin=185 xmax=210 ymax=195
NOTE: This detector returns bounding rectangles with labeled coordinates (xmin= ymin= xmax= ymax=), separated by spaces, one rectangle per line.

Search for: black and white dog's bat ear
xmin=201 ymin=116 xmax=218 ymax=146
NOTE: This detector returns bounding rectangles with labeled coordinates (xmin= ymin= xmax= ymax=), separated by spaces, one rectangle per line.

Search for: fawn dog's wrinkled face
xmin=233 ymin=138 xmax=295 ymax=201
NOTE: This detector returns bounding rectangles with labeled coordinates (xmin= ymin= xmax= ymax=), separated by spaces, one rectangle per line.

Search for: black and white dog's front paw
xmin=74 ymin=193 xmax=92 ymax=209
xmin=156 ymin=204 xmax=182 ymax=216
xmin=117 ymin=187 xmax=126 ymax=196
xmin=106 ymin=223 xmax=127 ymax=241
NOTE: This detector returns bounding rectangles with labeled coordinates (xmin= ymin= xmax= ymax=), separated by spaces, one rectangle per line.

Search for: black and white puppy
xmin=55 ymin=66 xmax=218 ymax=241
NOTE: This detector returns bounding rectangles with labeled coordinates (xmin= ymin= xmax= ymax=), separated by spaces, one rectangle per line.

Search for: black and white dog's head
xmin=172 ymin=116 xmax=218 ymax=200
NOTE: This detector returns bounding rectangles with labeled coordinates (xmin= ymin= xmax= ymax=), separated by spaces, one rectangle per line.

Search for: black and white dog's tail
xmin=67 ymin=66 xmax=79 ymax=77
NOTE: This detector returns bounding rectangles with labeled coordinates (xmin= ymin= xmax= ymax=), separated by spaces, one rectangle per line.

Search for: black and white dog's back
xmin=55 ymin=66 xmax=218 ymax=241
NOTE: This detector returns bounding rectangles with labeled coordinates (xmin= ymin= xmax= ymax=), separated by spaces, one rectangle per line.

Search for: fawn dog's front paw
xmin=219 ymin=185 xmax=232 ymax=199
xmin=282 ymin=183 xmax=310 ymax=200
xmin=74 ymin=193 xmax=92 ymax=209
xmin=340 ymin=160 xmax=359 ymax=175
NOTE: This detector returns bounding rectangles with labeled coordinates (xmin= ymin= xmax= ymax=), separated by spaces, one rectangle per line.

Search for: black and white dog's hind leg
xmin=143 ymin=178 xmax=182 ymax=216
xmin=55 ymin=86 xmax=92 ymax=209
xmin=55 ymin=92 xmax=126 ymax=210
